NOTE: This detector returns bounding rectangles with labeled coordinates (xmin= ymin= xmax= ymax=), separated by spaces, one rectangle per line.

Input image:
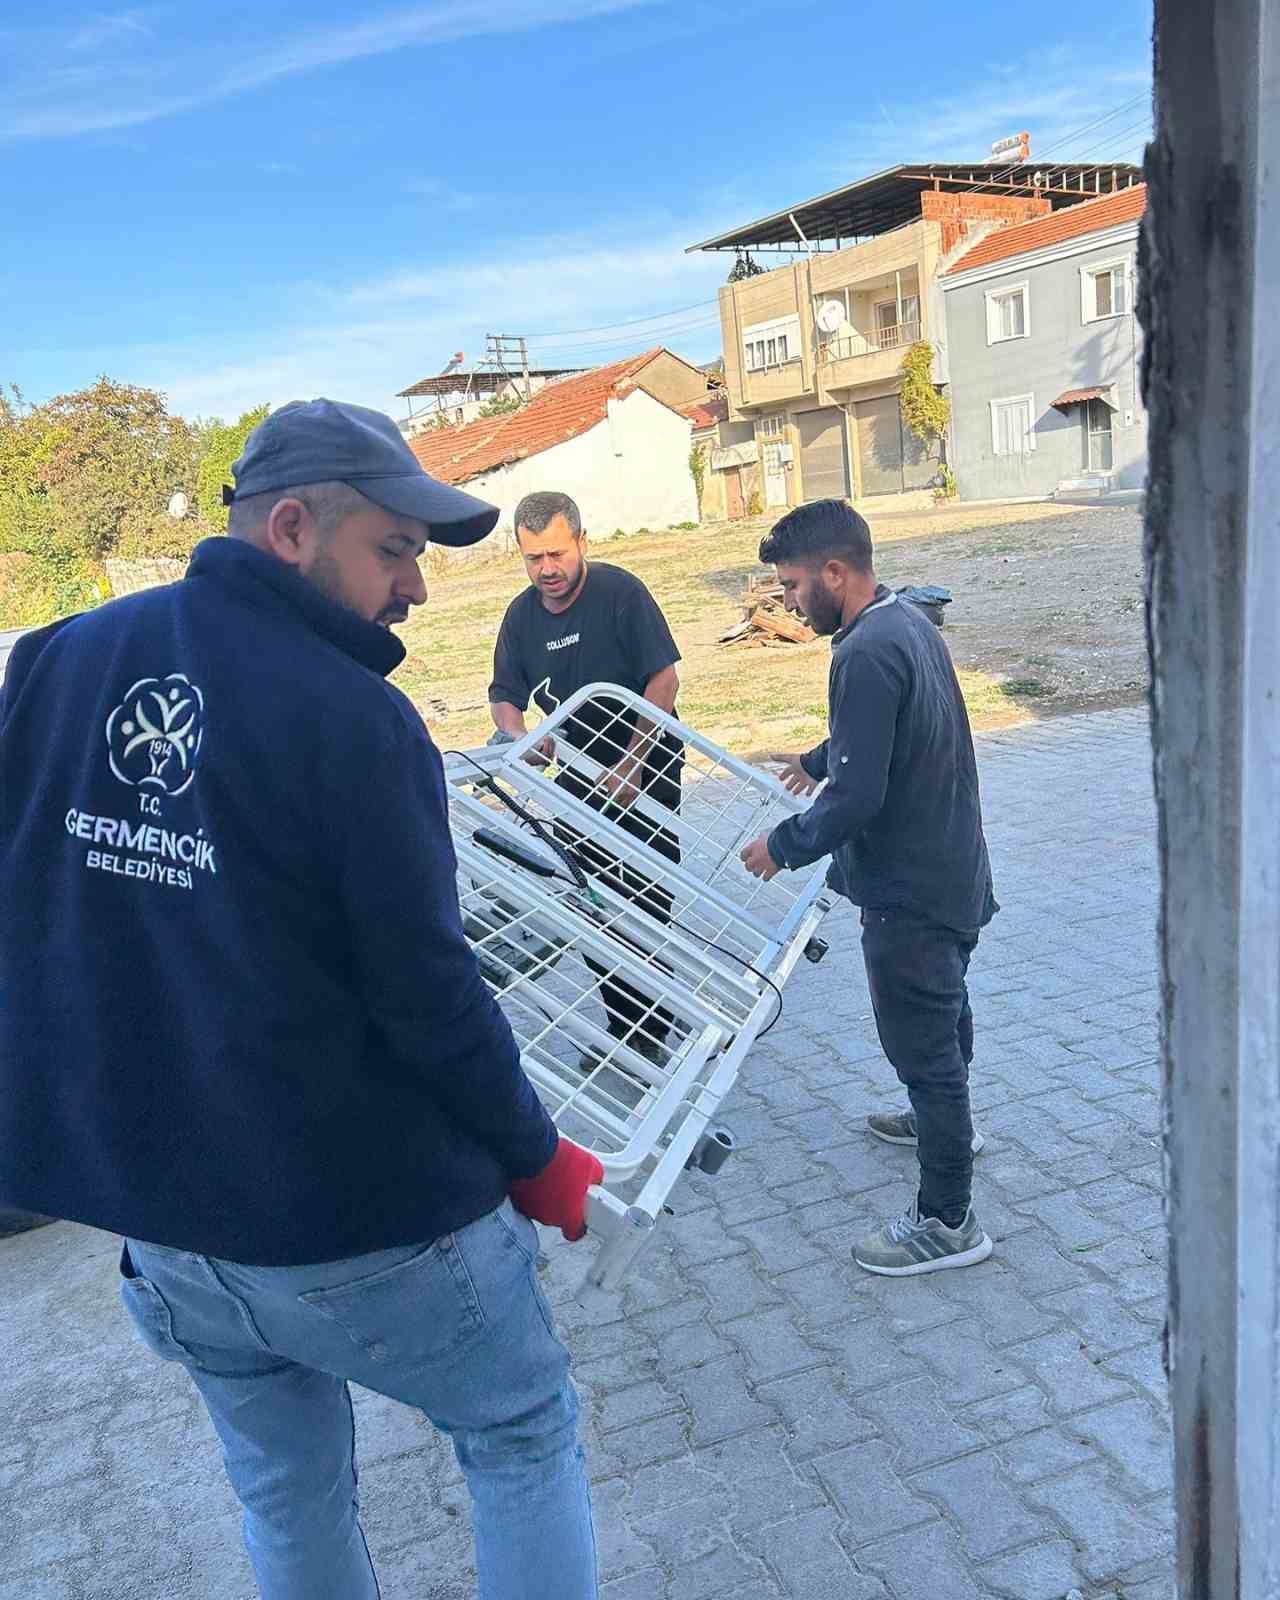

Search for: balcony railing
xmin=821 ymin=320 xmax=921 ymax=363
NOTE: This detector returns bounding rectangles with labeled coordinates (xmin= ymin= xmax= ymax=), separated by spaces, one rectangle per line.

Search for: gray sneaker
xmin=866 ymin=1108 xmax=985 ymax=1156
xmin=852 ymin=1200 xmax=993 ymax=1276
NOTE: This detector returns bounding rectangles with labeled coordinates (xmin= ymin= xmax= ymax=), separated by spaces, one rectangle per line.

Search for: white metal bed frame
xmin=444 ymin=683 xmax=833 ymax=1289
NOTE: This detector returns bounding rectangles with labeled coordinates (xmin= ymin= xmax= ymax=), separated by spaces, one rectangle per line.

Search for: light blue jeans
xmin=121 ymin=1201 xmax=597 ymax=1600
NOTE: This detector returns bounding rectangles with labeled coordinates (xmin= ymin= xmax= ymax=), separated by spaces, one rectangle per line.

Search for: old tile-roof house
xmin=940 ymin=183 xmax=1148 ymax=500
xmin=409 ymin=348 xmax=710 ymax=548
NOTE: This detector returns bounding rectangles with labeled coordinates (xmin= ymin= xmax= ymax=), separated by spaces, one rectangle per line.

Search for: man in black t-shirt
xmin=489 ymin=491 xmax=683 ymax=1062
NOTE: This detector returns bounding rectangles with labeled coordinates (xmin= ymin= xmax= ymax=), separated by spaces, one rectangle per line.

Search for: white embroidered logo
xmin=105 ymin=675 xmax=205 ymax=797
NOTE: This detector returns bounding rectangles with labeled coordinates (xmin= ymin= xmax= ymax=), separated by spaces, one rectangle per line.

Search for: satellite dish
xmin=816 ymin=299 xmax=845 ymax=335
xmin=166 ymin=491 xmax=189 ymax=520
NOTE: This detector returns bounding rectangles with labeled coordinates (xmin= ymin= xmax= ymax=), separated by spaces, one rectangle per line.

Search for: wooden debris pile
xmin=717 ymin=576 xmax=816 ymax=648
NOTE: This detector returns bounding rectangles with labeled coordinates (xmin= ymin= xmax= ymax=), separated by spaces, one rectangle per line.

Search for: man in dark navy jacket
xmin=0 ymin=400 xmax=601 ymax=1600
xmin=741 ymin=500 xmax=997 ymax=1282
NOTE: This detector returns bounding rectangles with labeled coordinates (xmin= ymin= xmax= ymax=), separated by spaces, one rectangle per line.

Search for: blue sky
xmin=1 ymin=0 xmax=1153 ymax=422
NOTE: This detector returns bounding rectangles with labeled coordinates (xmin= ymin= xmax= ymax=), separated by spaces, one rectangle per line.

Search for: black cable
xmin=443 ymin=747 xmax=596 ymax=896
xmin=698 ymin=939 xmax=785 ymax=1038
xmin=445 ymin=748 xmax=786 ymax=1036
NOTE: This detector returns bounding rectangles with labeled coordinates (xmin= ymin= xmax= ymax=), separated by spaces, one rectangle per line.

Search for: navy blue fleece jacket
xmin=0 ymin=538 xmax=555 ymax=1265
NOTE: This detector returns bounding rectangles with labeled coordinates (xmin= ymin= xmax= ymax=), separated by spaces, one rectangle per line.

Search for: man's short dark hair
xmin=514 ymin=490 xmax=582 ymax=538
xmin=758 ymin=499 xmax=873 ymax=573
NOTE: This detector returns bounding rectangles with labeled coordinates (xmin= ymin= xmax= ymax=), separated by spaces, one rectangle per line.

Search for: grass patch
xmin=395 ymin=516 xmax=1059 ymax=751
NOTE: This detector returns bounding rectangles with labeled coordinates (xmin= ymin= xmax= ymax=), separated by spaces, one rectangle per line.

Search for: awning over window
xmin=1052 ymin=386 xmax=1117 ymax=411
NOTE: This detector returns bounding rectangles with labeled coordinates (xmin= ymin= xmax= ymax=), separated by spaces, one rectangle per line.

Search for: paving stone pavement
xmin=0 ymin=705 xmax=1173 ymax=1600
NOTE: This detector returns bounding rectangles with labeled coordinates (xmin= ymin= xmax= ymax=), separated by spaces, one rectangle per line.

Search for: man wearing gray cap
xmin=0 ymin=401 xmax=601 ymax=1600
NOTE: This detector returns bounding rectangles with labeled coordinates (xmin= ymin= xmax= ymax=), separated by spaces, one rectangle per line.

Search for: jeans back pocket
xmin=299 ymin=1236 xmax=485 ymax=1367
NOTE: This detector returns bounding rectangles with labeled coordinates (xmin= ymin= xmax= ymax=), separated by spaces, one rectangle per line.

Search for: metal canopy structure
xmin=397 ymin=366 xmax=582 ymax=399
xmin=444 ymin=684 xmax=834 ymax=1289
xmin=686 ymin=161 xmax=1145 ymax=253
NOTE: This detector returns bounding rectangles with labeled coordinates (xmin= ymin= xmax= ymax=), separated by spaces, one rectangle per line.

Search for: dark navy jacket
xmin=768 ymin=588 xmax=996 ymax=935
xmin=0 ymin=538 xmax=555 ymax=1265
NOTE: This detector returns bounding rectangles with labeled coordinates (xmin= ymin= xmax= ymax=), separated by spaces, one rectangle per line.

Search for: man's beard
xmin=540 ymin=556 xmax=585 ymax=595
xmin=805 ymin=584 xmax=844 ymax=636
xmin=301 ymin=545 xmax=384 ymax=624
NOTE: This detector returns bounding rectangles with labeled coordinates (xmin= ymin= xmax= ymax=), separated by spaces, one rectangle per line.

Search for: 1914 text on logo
xmin=105 ymin=675 xmax=205 ymax=796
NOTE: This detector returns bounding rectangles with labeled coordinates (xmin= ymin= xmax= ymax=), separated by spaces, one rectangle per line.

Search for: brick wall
xmin=920 ymin=189 xmax=1053 ymax=255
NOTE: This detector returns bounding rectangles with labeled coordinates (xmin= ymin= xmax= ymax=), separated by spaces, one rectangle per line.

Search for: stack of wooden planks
xmin=717 ymin=576 xmax=816 ymax=647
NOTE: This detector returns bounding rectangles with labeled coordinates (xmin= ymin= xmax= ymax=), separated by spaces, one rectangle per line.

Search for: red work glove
xmin=510 ymin=1137 xmax=604 ymax=1242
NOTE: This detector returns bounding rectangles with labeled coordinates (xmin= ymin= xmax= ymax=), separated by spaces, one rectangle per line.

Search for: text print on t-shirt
xmin=546 ymin=633 xmax=580 ymax=652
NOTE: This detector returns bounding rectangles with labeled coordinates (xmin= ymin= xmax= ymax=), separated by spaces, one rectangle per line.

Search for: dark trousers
xmin=860 ymin=907 xmax=979 ymax=1224
xmin=554 ymin=759 xmax=682 ymax=1047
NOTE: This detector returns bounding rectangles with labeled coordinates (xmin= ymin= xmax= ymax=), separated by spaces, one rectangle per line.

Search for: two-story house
xmin=689 ymin=160 xmax=1142 ymax=509
xmin=940 ymin=184 xmax=1147 ymax=500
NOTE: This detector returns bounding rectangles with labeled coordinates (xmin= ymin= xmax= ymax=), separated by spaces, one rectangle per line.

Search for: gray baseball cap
xmin=227 ymin=398 xmax=498 ymax=547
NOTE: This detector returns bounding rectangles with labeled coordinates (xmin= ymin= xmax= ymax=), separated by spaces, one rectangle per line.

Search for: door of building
xmin=796 ymin=407 xmax=851 ymax=501
xmin=1085 ymin=398 xmax=1115 ymax=472
xmin=762 ymin=443 xmax=788 ymax=507
xmin=854 ymin=394 xmax=935 ymax=496
xmin=725 ymin=466 xmax=745 ymax=520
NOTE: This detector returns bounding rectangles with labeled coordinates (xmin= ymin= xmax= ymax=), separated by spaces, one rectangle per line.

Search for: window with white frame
xmin=990 ymin=394 xmax=1036 ymax=456
xmin=985 ymin=284 xmax=1029 ymax=344
xmin=757 ymin=414 xmax=786 ymax=439
xmin=1081 ymin=259 xmax=1132 ymax=322
xmin=743 ymin=314 xmax=801 ymax=372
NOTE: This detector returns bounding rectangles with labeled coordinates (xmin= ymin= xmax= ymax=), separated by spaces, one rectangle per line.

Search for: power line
xmin=909 ymin=93 xmax=1151 ymax=202
xmin=482 ymin=96 xmax=1152 ymax=378
xmin=1049 ymin=119 xmax=1153 ymax=167
xmin=522 ymin=298 xmax=719 ymax=342
xmin=525 ymin=318 xmax=722 ymax=355
xmin=523 ymin=314 xmax=724 ymax=362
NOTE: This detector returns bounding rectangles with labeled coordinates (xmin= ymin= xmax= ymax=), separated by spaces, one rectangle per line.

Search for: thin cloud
xmin=830 ymin=54 xmax=1152 ymax=175
xmin=65 ymin=11 xmax=153 ymax=52
xmin=129 ymin=221 xmax=730 ymax=419
xmin=0 ymin=0 xmax=659 ymax=142
xmin=403 ymin=176 xmax=483 ymax=212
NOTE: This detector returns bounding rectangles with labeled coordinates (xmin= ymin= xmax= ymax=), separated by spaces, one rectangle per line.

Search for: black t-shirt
xmin=489 ymin=562 xmax=681 ymax=778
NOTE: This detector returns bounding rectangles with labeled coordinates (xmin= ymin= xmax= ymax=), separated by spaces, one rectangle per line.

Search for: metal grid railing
xmin=444 ymin=684 xmax=834 ymax=1284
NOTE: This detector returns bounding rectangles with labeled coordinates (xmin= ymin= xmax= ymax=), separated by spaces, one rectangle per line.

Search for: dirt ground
xmin=397 ymin=499 xmax=1147 ymax=757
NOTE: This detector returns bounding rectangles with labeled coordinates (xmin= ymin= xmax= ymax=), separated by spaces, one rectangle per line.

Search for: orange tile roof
xmin=944 ymin=184 xmax=1147 ymax=275
xmin=681 ymin=392 xmax=728 ymax=430
xmin=409 ymin=348 xmax=687 ymax=484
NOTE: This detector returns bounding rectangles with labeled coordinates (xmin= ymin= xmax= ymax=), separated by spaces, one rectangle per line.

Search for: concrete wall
xmin=104 ymin=558 xmax=187 ymax=597
xmin=692 ymin=417 xmax=754 ymax=520
xmin=943 ymin=225 xmax=1146 ymax=499
xmin=449 ymin=388 xmax=697 ymax=559
xmin=633 ymin=351 xmax=711 ymax=410
xmin=1144 ymin=2 xmax=1280 ymax=1594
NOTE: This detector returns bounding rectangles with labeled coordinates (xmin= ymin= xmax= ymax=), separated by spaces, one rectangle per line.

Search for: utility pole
xmin=485 ymin=335 xmax=532 ymax=402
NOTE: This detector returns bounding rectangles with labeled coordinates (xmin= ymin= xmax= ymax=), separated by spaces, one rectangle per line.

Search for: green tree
xmin=196 ymin=403 xmax=270 ymax=531
xmin=0 ymin=386 xmax=59 ymax=559
xmin=478 ymin=393 xmax=523 ymax=418
xmin=33 ymin=378 xmax=205 ymax=560
xmin=689 ymin=442 xmax=707 ymax=511
xmin=899 ymin=342 xmax=951 ymax=460
xmin=0 ymin=377 xmax=205 ymax=623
